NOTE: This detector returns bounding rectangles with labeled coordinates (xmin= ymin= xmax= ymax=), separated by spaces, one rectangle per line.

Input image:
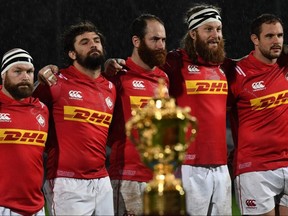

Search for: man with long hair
xmin=105 ymin=4 xmax=231 ymax=215
xmin=162 ymin=4 xmax=231 ymax=215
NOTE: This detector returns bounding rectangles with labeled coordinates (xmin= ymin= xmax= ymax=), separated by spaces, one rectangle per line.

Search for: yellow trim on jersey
xmin=64 ymin=106 xmax=112 ymax=127
xmin=250 ymin=90 xmax=288 ymax=110
xmin=0 ymin=129 xmax=47 ymax=147
xmin=185 ymin=80 xmax=228 ymax=95
xmin=130 ymin=96 xmax=152 ymax=109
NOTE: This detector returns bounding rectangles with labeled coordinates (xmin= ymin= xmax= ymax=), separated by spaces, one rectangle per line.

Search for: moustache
xmin=17 ymin=82 xmax=33 ymax=87
xmin=89 ymin=49 xmax=101 ymax=55
xmin=271 ymin=45 xmax=282 ymax=49
xmin=207 ymin=39 xmax=220 ymax=43
xmin=154 ymin=49 xmax=167 ymax=55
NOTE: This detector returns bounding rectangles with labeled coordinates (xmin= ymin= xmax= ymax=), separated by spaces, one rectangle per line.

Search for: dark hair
xmin=250 ymin=14 xmax=284 ymax=38
xmin=62 ymin=21 xmax=106 ymax=64
xmin=131 ymin=14 xmax=164 ymax=39
xmin=180 ymin=4 xmax=221 ymax=61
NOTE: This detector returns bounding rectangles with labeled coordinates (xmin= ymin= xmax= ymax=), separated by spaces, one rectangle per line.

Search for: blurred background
xmin=1 ymin=0 xmax=287 ymax=151
xmin=1 ymin=0 xmax=287 ymax=70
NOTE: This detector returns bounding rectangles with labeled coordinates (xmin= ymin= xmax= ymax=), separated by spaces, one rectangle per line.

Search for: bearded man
xmin=0 ymin=48 xmax=49 ymax=215
xmin=33 ymin=21 xmax=116 ymax=216
xmin=105 ymin=14 xmax=169 ymax=216
xmin=161 ymin=4 xmax=231 ymax=216
xmin=104 ymin=5 xmax=231 ymax=215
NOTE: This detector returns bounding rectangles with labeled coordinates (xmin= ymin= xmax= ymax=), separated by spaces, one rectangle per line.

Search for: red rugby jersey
xmin=228 ymin=51 xmax=288 ymax=176
xmin=107 ymin=57 xmax=169 ymax=182
xmin=34 ymin=65 xmax=116 ymax=179
xmin=163 ymin=49 xmax=228 ymax=166
xmin=0 ymin=89 xmax=49 ymax=215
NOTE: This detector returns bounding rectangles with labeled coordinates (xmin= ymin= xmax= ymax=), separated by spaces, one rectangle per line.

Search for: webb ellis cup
xmin=126 ymin=79 xmax=197 ymax=215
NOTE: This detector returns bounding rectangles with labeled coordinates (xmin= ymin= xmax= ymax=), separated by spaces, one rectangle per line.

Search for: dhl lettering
xmin=64 ymin=106 xmax=112 ymax=127
xmin=0 ymin=129 xmax=47 ymax=147
xmin=185 ymin=80 xmax=228 ymax=94
xmin=250 ymin=90 xmax=288 ymax=110
xmin=130 ymin=96 xmax=151 ymax=109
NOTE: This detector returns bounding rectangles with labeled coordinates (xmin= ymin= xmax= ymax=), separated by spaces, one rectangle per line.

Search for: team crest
xmin=36 ymin=114 xmax=46 ymax=127
xmin=105 ymin=97 xmax=114 ymax=110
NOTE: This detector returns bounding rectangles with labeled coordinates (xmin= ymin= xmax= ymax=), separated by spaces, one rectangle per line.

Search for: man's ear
xmin=250 ymin=34 xmax=259 ymax=46
xmin=68 ymin=51 xmax=76 ymax=60
xmin=132 ymin=36 xmax=141 ymax=48
xmin=189 ymin=30 xmax=196 ymax=40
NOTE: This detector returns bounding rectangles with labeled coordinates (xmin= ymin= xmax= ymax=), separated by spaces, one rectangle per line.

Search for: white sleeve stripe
xmin=235 ymin=65 xmax=246 ymax=77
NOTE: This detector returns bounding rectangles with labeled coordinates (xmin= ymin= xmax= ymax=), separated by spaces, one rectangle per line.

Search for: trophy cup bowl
xmin=126 ymin=80 xmax=197 ymax=215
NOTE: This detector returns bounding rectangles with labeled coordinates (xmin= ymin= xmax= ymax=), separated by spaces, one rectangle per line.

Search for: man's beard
xmin=195 ymin=33 xmax=225 ymax=64
xmin=76 ymin=49 xmax=105 ymax=70
xmin=259 ymin=45 xmax=282 ymax=60
xmin=138 ymin=40 xmax=167 ymax=68
xmin=4 ymin=76 xmax=33 ymax=99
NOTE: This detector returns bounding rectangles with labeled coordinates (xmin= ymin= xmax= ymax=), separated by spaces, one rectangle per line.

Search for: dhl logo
xmin=64 ymin=106 xmax=112 ymax=127
xmin=250 ymin=90 xmax=288 ymax=110
xmin=185 ymin=80 xmax=228 ymax=95
xmin=130 ymin=96 xmax=151 ymax=109
xmin=0 ymin=129 xmax=47 ymax=147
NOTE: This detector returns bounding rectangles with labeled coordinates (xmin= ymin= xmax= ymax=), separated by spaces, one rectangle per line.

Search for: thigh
xmin=94 ymin=177 xmax=114 ymax=216
xmin=181 ymin=165 xmax=213 ymax=216
xmin=0 ymin=207 xmax=45 ymax=216
xmin=111 ymin=179 xmax=146 ymax=216
xmin=44 ymin=178 xmax=95 ymax=215
xmin=111 ymin=180 xmax=125 ymax=216
xmin=210 ymin=165 xmax=232 ymax=215
xmin=234 ymin=170 xmax=283 ymax=215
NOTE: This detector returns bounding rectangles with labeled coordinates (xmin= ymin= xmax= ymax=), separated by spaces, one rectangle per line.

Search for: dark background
xmin=0 ymin=0 xmax=287 ymax=71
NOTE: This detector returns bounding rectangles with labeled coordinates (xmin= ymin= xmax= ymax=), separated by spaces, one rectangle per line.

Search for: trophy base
xmin=143 ymin=164 xmax=186 ymax=216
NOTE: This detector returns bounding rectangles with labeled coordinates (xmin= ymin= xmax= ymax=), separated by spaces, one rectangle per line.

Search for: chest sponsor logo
xmin=132 ymin=80 xmax=145 ymax=89
xmin=252 ymin=81 xmax=265 ymax=91
xmin=185 ymin=80 xmax=228 ymax=94
xmin=0 ymin=129 xmax=47 ymax=146
xmin=0 ymin=113 xmax=11 ymax=122
xmin=64 ymin=106 xmax=112 ymax=127
xmin=250 ymin=90 xmax=288 ymax=110
xmin=68 ymin=90 xmax=83 ymax=100
xmin=130 ymin=96 xmax=151 ymax=109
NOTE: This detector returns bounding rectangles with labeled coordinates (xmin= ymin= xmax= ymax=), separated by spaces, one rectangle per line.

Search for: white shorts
xmin=111 ymin=179 xmax=146 ymax=216
xmin=0 ymin=206 xmax=45 ymax=216
xmin=181 ymin=165 xmax=232 ymax=216
xmin=235 ymin=167 xmax=288 ymax=215
xmin=43 ymin=177 xmax=114 ymax=216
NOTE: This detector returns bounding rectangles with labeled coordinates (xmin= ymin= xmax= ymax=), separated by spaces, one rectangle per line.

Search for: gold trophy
xmin=126 ymin=79 xmax=197 ymax=215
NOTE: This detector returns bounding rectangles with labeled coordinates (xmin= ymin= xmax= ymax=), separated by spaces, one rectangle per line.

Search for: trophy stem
xmin=143 ymin=164 xmax=186 ymax=216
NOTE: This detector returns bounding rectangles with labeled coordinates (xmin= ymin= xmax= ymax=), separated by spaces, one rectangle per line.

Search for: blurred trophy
xmin=126 ymin=79 xmax=197 ymax=215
